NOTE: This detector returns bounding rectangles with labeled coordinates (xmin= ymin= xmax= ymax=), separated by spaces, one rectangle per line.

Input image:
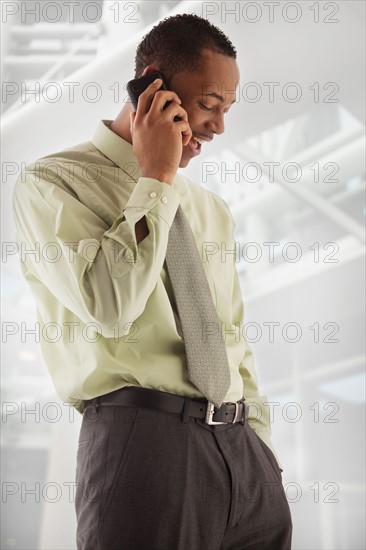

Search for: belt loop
xmin=242 ymin=401 xmax=247 ymax=425
xmin=181 ymin=397 xmax=191 ymax=423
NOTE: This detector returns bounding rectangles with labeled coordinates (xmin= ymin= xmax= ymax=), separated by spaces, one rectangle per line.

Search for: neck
xmin=110 ymin=103 xmax=134 ymax=144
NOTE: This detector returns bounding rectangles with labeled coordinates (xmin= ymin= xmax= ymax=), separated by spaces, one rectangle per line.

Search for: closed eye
xmin=199 ymin=102 xmax=214 ymax=112
xmin=199 ymin=102 xmax=231 ymax=115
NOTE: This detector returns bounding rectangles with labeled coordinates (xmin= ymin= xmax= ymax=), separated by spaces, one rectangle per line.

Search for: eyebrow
xmin=203 ymin=92 xmax=237 ymax=104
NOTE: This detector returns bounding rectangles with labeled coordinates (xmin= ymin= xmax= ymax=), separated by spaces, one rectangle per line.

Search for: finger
xmin=176 ymin=122 xmax=192 ymax=146
xmin=135 ymin=78 xmax=163 ymax=119
xmin=160 ymin=102 xmax=188 ymax=122
xmin=129 ymin=111 xmax=136 ymax=134
xmin=149 ymin=90 xmax=182 ymax=115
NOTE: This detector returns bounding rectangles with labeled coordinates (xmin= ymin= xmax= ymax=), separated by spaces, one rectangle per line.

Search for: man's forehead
xmin=193 ymin=51 xmax=239 ymax=99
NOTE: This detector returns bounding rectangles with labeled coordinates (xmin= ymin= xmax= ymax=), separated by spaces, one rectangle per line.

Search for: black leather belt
xmin=84 ymin=386 xmax=246 ymax=425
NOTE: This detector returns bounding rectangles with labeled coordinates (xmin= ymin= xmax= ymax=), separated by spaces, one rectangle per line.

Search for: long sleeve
xmin=13 ymin=172 xmax=180 ymax=339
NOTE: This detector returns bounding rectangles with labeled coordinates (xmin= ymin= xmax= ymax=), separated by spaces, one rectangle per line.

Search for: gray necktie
xmin=165 ymin=204 xmax=231 ymax=408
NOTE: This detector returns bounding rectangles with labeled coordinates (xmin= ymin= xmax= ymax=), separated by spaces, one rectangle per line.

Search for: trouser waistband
xmin=84 ymin=386 xmax=246 ymax=425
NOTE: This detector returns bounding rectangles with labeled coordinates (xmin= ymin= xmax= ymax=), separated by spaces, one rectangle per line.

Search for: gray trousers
xmin=75 ymin=397 xmax=292 ymax=549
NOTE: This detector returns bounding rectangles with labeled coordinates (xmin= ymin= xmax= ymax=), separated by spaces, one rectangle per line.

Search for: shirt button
xmin=161 ymin=196 xmax=168 ymax=204
xmin=149 ymin=191 xmax=158 ymax=199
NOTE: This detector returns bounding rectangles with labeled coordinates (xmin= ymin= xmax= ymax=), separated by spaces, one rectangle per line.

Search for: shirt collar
xmin=91 ymin=119 xmax=141 ymax=182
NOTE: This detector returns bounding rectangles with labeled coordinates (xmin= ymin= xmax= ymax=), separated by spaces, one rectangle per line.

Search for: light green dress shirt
xmin=13 ymin=120 xmax=281 ymax=468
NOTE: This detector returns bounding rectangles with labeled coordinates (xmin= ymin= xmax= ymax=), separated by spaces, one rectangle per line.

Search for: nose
xmin=207 ymin=111 xmax=225 ymax=135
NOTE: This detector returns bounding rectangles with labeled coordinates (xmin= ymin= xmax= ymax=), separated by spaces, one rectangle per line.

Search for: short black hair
xmin=134 ymin=13 xmax=236 ymax=79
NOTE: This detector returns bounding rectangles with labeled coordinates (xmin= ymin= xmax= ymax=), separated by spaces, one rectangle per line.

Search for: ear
xmin=141 ymin=64 xmax=161 ymax=77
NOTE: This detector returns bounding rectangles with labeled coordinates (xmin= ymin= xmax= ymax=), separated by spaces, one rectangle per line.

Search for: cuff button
xmin=149 ymin=191 xmax=158 ymax=199
xmin=161 ymin=196 xmax=168 ymax=204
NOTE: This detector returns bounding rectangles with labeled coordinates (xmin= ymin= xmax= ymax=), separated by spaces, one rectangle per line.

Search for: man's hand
xmin=130 ymin=78 xmax=192 ymax=185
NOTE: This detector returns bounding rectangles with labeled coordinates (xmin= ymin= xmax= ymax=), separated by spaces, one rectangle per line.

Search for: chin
xmin=179 ymin=153 xmax=190 ymax=168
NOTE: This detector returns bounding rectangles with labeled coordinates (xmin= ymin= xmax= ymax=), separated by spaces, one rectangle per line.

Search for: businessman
xmin=13 ymin=13 xmax=292 ymax=550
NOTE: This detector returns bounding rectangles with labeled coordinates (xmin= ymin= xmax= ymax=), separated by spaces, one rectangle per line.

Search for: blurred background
xmin=1 ymin=1 xmax=365 ymax=548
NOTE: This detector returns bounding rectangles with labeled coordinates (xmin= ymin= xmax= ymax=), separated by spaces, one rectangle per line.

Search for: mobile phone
xmin=127 ymin=70 xmax=167 ymax=110
xmin=127 ymin=71 xmax=181 ymax=121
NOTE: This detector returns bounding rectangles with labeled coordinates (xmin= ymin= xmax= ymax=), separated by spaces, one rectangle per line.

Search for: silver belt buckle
xmin=205 ymin=401 xmax=241 ymax=425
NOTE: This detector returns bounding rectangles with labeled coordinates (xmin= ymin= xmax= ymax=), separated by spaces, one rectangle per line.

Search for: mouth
xmin=187 ymin=134 xmax=212 ymax=156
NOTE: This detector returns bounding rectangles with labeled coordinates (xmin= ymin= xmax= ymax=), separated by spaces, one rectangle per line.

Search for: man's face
xmin=168 ymin=49 xmax=240 ymax=167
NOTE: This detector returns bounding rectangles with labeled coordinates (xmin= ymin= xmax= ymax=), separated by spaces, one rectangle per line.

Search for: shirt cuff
xmin=123 ymin=177 xmax=180 ymax=228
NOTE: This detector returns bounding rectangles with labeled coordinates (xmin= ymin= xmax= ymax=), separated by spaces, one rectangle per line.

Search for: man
xmin=13 ymin=13 xmax=292 ymax=550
